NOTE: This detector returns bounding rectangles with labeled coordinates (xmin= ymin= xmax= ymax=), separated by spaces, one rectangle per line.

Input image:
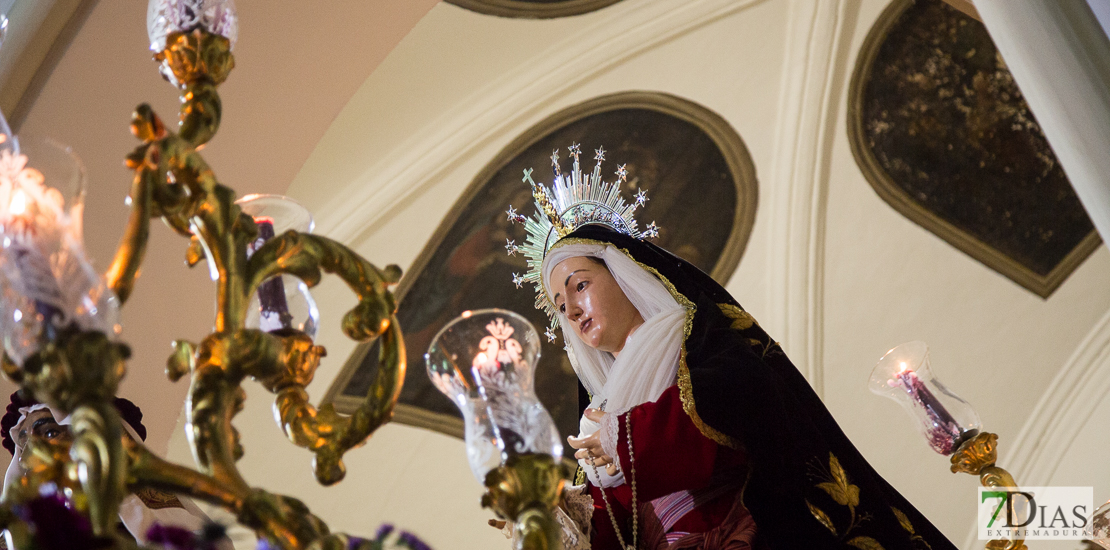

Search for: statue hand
xmin=568 ymin=409 xmax=619 ymax=475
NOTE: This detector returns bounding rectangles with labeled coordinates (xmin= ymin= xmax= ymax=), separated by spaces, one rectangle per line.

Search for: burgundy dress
xmin=587 ymin=385 xmax=760 ymax=550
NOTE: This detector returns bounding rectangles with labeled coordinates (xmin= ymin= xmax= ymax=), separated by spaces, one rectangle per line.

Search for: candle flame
xmin=475 ymin=352 xmax=488 ymax=364
xmin=10 ymin=189 xmax=27 ymax=216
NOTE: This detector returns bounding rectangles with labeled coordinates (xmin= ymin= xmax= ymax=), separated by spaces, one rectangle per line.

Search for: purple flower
xmin=396 ymin=530 xmax=432 ymax=550
xmin=374 ymin=523 xmax=394 ymax=540
xmin=146 ymin=524 xmax=198 ymax=550
xmin=146 ymin=522 xmax=230 ymax=550
xmin=367 ymin=523 xmax=433 ymax=550
xmin=15 ymin=492 xmax=110 ymax=550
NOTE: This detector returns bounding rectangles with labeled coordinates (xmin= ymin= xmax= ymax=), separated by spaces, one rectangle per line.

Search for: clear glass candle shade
xmin=236 ymin=194 xmax=318 ymax=338
xmin=147 ymin=0 xmax=238 ymax=52
xmin=236 ymin=194 xmax=315 ymax=236
xmin=869 ymin=341 xmax=981 ymax=455
xmin=1090 ymin=499 xmax=1110 ymax=549
xmin=245 ymin=275 xmax=318 ymax=338
xmin=460 ymin=396 xmax=502 ymax=481
xmin=0 ymin=137 xmax=119 ymax=364
xmin=426 ymin=309 xmax=562 ymax=482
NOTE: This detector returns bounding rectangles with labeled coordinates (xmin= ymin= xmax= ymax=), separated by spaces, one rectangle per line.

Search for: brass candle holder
xmin=949 ymin=433 xmax=1027 ymax=550
xmin=871 ymin=343 xmax=1026 ymax=550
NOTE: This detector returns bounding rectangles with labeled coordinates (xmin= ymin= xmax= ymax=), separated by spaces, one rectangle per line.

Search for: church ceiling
xmin=325 ymin=92 xmax=757 ymax=449
xmin=445 ymin=0 xmax=623 ymax=19
xmin=848 ymin=0 xmax=1099 ymax=297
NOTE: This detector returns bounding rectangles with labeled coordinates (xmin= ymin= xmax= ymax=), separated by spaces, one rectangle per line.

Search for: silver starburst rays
xmin=506 ymin=144 xmax=658 ymax=340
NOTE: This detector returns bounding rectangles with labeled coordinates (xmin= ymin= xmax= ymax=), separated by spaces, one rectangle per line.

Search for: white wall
xmin=153 ymin=0 xmax=1110 ymax=548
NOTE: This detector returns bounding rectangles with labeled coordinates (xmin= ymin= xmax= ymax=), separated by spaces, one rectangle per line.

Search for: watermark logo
xmin=978 ymin=487 xmax=1093 ymax=540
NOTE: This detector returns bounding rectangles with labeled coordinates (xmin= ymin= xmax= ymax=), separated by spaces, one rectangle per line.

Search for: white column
xmin=974 ymin=0 xmax=1110 ymax=242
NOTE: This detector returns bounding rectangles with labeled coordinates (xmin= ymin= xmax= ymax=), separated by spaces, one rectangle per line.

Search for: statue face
xmin=550 ymin=256 xmax=644 ymax=355
xmin=12 ymin=408 xmax=70 ymax=453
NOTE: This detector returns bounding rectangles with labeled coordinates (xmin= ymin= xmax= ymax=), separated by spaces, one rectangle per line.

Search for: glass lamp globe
xmin=236 ymin=194 xmax=319 ymax=339
xmin=425 ymin=309 xmax=563 ymax=482
xmin=147 ymin=0 xmax=238 ymax=52
xmin=1090 ymin=499 xmax=1110 ymax=549
xmin=869 ymin=341 xmax=981 ymax=455
xmin=0 ymin=136 xmax=120 ymax=364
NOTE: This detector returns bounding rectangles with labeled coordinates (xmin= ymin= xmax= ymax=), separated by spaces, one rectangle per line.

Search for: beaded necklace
xmin=588 ymin=413 xmax=637 ymax=550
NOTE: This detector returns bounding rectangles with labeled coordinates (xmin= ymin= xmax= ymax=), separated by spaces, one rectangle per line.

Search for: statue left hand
xmin=567 ymin=409 xmax=620 ymax=476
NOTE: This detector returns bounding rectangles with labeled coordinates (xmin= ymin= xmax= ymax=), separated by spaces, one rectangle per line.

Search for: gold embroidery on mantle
xmin=806 ymin=453 xmax=935 ymax=549
xmin=807 ymin=453 xmax=881 ymax=549
xmin=135 ymin=487 xmax=185 ymax=510
xmin=718 ymin=303 xmax=756 ymax=330
xmin=548 ymin=238 xmax=739 ymax=449
xmin=891 ymin=506 xmax=932 ymax=549
xmin=717 ymin=303 xmax=782 ymax=359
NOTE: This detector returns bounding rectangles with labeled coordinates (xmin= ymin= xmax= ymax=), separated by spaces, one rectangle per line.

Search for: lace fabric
xmin=502 ymin=485 xmax=594 ymax=550
xmin=561 ymin=484 xmax=595 ymax=550
xmin=598 ymin=410 xmax=622 ymax=473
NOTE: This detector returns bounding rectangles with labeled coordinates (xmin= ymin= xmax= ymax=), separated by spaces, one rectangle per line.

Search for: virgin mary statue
xmin=505 ymin=146 xmax=957 ymax=550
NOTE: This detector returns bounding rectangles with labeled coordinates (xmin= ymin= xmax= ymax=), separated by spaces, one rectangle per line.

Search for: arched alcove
xmin=324 ymin=91 xmax=757 ymax=452
xmin=847 ymin=0 xmax=1099 ymax=298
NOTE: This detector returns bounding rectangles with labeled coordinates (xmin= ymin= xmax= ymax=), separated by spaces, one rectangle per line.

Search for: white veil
xmin=542 ymin=242 xmax=688 ymax=487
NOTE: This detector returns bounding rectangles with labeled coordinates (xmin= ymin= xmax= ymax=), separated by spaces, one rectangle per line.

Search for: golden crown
xmin=505 ymin=143 xmax=657 ymax=341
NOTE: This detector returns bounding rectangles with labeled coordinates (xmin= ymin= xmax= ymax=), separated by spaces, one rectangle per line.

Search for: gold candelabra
xmin=2 ymin=26 xmax=402 ymax=548
xmin=0 ymin=13 xmax=564 ymax=550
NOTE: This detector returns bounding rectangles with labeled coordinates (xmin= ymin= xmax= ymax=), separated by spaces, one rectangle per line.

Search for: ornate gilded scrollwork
xmin=239 ymin=231 xmax=406 ymax=485
xmin=949 ymin=431 xmax=997 ymax=475
xmin=0 ymin=25 xmax=412 ymax=550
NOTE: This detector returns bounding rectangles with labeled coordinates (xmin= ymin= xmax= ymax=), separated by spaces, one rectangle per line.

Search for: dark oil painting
xmin=851 ymin=0 xmax=1098 ymax=296
xmin=328 ymin=97 xmax=756 ymax=456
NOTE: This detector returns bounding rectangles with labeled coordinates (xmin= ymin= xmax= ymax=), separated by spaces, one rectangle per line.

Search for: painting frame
xmin=846 ymin=0 xmax=1101 ymax=299
xmin=322 ymin=90 xmax=759 ymax=438
xmin=444 ymin=0 xmax=624 ymax=19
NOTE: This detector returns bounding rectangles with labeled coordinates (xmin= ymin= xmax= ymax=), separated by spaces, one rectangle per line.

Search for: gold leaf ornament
xmin=818 ymin=453 xmax=861 ymax=509
xmin=718 ymin=303 xmax=757 ymax=330
xmin=806 ymin=499 xmax=838 ymax=536
xmin=891 ymin=507 xmax=914 ymax=534
xmin=848 ymin=535 xmax=885 ymax=550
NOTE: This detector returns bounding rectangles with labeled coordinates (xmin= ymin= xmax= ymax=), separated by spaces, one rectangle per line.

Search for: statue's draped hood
xmin=555 ymin=225 xmax=956 ymax=550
